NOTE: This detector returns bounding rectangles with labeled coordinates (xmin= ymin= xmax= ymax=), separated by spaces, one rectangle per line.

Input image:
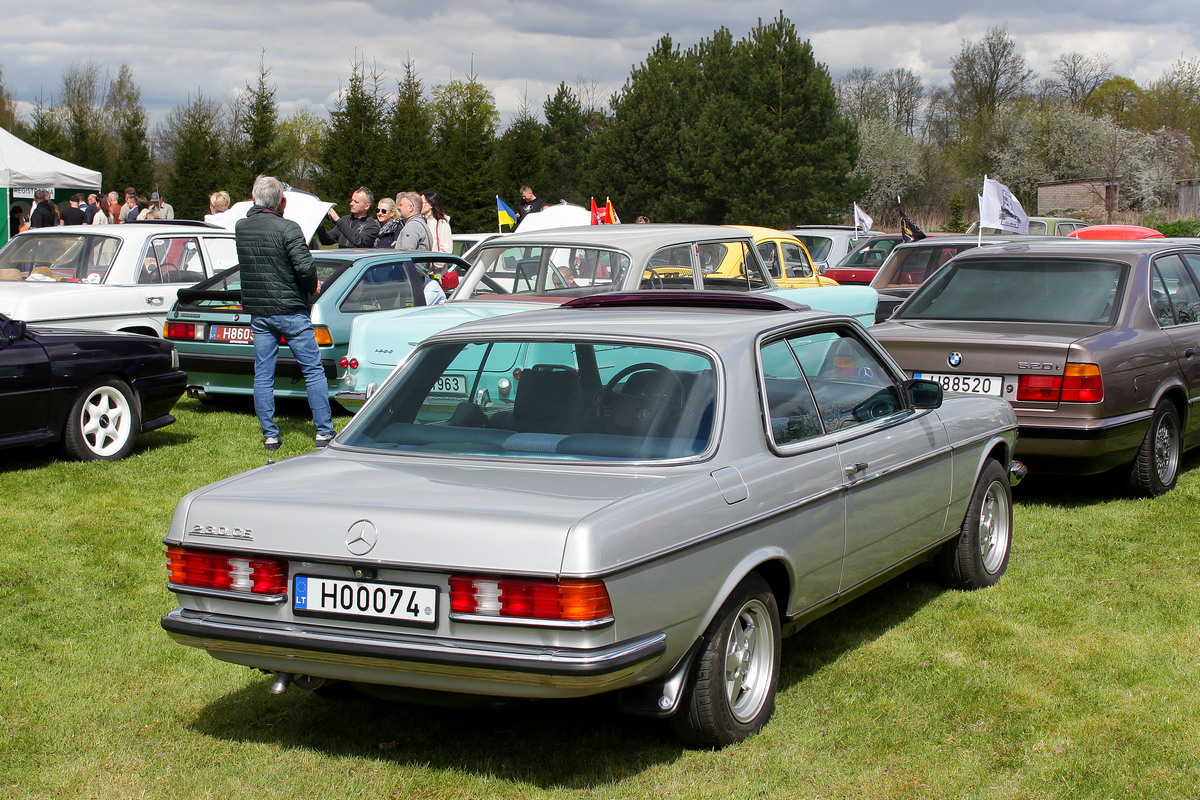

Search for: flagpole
xmin=977 ymin=179 xmax=985 ymax=246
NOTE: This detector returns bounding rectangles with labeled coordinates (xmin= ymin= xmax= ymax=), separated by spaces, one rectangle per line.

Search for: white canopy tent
xmin=1 ymin=127 xmax=103 ymax=247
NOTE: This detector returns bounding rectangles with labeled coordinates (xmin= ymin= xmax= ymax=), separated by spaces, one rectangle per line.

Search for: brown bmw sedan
xmin=871 ymin=238 xmax=1200 ymax=495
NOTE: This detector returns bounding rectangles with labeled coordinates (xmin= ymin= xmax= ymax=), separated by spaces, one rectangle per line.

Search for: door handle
xmin=145 ymin=296 xmax=164 ymax=306
xmin=844 ymin=462 xmax=868 ymax=478
xmin=1185 ymin=347 xmax=1196 ymax=359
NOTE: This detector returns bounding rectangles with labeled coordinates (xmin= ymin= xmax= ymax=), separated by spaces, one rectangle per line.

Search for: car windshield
xmin=794 ymin=235 xmax=833 ymax=262
xmin=898 ymin=258 xmax=1126 ymax=324
xmin=467 ymin=244 xmax=630 ymax=296
xmin=338 ymin=338 xmax=718 ymax=461
xmin=0 ymin=233 xmax=120 ymax=281
xmin=836 ymin=237 xmax=898 ymax=268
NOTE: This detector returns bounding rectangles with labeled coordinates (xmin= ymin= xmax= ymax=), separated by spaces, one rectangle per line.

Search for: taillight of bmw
xmin=448 ymin=575 xmax=613 ymax=625
xmin=1016 ymin=363 xmax=1103 ymax=403
xmin=167 ymin=546 xmax=288 ymax=597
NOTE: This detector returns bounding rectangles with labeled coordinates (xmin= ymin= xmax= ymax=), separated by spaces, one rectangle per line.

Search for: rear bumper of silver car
xmin=161 ymin=608 xmax=666 ymax=698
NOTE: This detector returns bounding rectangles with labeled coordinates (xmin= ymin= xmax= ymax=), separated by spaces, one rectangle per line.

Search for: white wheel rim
xmin=724 ymin=598 xmax=775 ymax=724
xmin=80 ymin=386 xmax=133 ymax=457
xmin=978 ymin=480 xmax=1011 ymax=574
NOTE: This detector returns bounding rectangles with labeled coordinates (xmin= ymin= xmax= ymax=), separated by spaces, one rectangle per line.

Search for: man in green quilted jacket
xmin=235 ymin=175 xmax=335 ymax=452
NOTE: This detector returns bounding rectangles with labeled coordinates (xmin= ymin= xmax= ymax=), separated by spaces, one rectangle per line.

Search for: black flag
xmin=897 ymin=196 xmax=927 ymax=242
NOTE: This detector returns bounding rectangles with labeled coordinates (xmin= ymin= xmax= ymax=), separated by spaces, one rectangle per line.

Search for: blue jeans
xmin=251 ymin=313 xmax=333 ymax=439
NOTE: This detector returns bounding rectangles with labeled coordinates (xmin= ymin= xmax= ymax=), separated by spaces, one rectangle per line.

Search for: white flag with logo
xmin=852 ymin=202 xmax=874 ymax=232
xmin=978 ymin=176 xmax=1029 ymax=235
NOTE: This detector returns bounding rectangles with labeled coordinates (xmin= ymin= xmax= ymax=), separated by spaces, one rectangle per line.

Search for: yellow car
xmin=734 ymin=226 xmax=840 ymax=288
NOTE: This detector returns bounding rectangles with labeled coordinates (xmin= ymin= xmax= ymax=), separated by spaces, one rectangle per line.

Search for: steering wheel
xmin=599 ymin=363 xmax=685 ymax=436
xmin=641 ymin=268 xmax=665 ymax=289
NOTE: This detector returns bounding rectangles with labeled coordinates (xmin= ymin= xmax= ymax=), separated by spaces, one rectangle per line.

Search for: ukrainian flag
xmin=496 ymin=196 xmax=517 ymax=229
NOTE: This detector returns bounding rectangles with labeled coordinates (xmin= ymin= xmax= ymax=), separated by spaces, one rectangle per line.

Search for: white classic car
xmin=0 ymin=222 xmax=239 ymax=336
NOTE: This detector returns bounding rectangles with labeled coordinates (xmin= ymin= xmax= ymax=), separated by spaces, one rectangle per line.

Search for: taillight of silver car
xmin=448 ymin=575 xmax=613 ymax=623
xmin=167 ymin=546 xmax=288 ymax=596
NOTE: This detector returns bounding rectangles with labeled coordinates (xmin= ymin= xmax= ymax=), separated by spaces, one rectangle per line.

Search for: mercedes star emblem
xmin=345 ymin=519 xmax=378 ymax=556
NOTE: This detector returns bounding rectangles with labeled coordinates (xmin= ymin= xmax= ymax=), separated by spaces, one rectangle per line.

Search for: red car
xmin=1068 ymin=225 xmax=1164 ymax=240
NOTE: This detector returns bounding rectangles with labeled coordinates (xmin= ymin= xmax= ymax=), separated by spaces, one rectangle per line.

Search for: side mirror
xmin=1 ymin=318 xmax=28 ymax=345
xmin=903 ymin=378 xmax=942 ymax=409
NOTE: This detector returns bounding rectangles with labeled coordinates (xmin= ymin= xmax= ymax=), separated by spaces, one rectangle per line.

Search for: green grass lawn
xmin=2 ymin=398 xmax=1199 ymax=799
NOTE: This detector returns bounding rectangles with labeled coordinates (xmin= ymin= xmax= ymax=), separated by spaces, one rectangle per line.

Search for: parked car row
xmin=7 ymin=217 xmax=1200 ymax=749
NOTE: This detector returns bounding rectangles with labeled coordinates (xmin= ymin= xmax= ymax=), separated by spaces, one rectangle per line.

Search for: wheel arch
xmin=117 ymin=325 xmax=162 ymax=338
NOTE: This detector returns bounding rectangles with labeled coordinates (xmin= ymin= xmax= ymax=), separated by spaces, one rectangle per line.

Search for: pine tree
xmin=26 ymin=94 xmax=68 ymax=158
xmin=432 ymin=74 xmax=498 ymax=232
xmin=383 ymin=59 xmax=435 ymax=198
xmin=496 ymin=96 xmax=550 ymax=203
xmin=588 ymin=35 xmax=690 ymax=223
xmin=318 ymin=58 xmax=387 ymax=209
xmin=230 ymin=58 xmax=286 ymax=194
xmin=163 ymin=93 xmax=226 ymax=220
xmin=728 ymin=14 xmax=864 ymax=225
xmin=542 ymin=83 xmax=587 ymax=204
xmin=106 ymin=65 xmax=155 ymax=196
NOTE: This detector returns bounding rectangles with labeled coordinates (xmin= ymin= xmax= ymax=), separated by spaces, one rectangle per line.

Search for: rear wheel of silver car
xmin=61 ymin=378 xmax=140 ymax=461
xmin=936 ymin=459 xmax=1011 ymax=590
xmin=1130 ymin=401 xmax=1181 ymax=497
xmin=671 ymin=573 xmax=781 ymax=748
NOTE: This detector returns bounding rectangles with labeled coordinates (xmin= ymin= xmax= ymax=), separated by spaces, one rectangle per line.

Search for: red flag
xmin=605 ymin=197 xmax=619 ymax=224
xmin=590 ymin=197 xmax=603 ymax=225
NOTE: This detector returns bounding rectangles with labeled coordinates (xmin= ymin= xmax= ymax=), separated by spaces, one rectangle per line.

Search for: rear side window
xmin=761 ymin=328 xmax=903 ymax=447
xmin=795 ymin=236 xmax=833 ymax=262
xmin=899 ymin=258 xmax=1125 ymax=324
xmin=1152 ymin=254 xmax=1200 ymax=326
xmin=340 ymin=262 xmax=416 ymax=312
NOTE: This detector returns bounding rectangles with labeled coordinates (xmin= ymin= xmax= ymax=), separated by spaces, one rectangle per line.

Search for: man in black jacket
xmin=316 ymin=187 xmax=379 ymax=248
xmin=29 ymin=191 xmax=58 ymax=228
xmin=236 ymin=175 xmax=335 ymax=451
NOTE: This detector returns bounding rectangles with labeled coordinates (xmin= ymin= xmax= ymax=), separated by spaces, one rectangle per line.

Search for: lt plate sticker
xmin=294 ymin=575 xmax=437 ymax=626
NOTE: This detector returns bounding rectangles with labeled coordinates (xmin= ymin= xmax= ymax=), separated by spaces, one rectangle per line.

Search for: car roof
xmin=15 ymin=222 xmax=233 ymax=240
xmin=945 ymin=237 xmax=1200 ymax=261
xmin=471 ymin=224 xmax=757 ymax=262
xmin=432 ymin=291 xmax=840 ymax=349
xmin=891 ymin=234 xmax=1023 ymax=249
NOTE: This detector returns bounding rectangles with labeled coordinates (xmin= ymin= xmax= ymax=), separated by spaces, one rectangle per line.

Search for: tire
xmin=936 ymin=459 xmax=1012 ymax=590
xmin=61 ymin=378 xmax=141 ymax=461
xmin=1130 ymin=401 xmax=1181 ymax=497
xmin=671 ymin=573 xmax=781 ymax=748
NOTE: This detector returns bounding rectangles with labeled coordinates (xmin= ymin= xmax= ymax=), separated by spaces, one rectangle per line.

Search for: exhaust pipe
xmin=269 ymin=672 xmax=292 ymax=695
xmin=186 ymin=386 xmax=208 ymax=400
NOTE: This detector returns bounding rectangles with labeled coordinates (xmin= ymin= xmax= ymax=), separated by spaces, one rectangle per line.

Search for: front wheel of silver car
xmin=1130 ymin=401 xmax=1181 ymax=497
xmin=936 ymin=459 xmax=1012 ymax=591
xmin=671 ymin=573 xmax=781 ymax=749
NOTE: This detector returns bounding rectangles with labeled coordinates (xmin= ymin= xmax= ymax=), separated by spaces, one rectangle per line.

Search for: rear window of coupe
xmin=898 ymin=258 xmax=1126 ymax=324
xmin=338 ymin=338 xmax=718 ymax=461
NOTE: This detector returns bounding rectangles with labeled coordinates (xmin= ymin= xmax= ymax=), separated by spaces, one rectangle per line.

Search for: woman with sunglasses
xmin=373 ymin=198 xmax=402 ymax=248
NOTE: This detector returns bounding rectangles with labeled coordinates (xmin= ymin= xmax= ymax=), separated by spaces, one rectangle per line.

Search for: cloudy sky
xmin=2 ymin=1 xmax=1197 ymax=128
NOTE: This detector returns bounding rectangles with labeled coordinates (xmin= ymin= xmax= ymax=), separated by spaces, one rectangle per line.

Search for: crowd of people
xmin=9 ymin=187 xmax=175 ymax=232
xmin=9 ymin=183 xmax=569 ymax=249
xmin=314 ymin=187 xmax=455 ymax=254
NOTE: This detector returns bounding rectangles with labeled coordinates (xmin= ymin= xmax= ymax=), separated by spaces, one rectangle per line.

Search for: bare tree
xmin=836 ymin=67 xmax=883 ymax=122
xmin=879 ymin=68 xmax=923 ymax=134
xmin=1049 ymin=51 xmax=1114 ymax=106
xmin=949 ymin=26 xmax=1034 ymax=120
